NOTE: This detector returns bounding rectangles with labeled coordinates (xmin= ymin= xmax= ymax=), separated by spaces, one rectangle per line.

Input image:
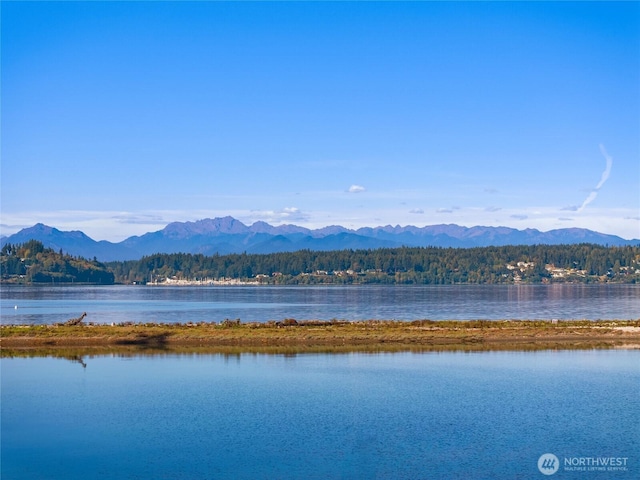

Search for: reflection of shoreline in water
xmin=3 ymin=340 xmax=640 ymax=362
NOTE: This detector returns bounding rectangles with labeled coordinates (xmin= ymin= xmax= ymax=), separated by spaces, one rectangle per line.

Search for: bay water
xmin=1 ymin=284 xmax=638 ymax=325
xmin=2 ymin=350 xmax=638 ymax=479
xmin=2 ymin=285 xmax=638 ymax=478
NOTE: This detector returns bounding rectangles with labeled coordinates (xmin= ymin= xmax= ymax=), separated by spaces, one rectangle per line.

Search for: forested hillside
xmin=107 ymin=244 xmax=640 ymax=285
xmin=3 ymin=240 xmax=637 ymax=285
xmin=0 ymin=240 xmax=115 ymax=284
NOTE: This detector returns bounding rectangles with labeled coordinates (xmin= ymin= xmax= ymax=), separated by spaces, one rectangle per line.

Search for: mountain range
xmin=2 ymin=216 xmax=638 ymax=262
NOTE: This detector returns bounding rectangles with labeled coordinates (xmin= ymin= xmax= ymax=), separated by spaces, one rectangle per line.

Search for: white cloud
xmin=436 ymin=206 xmax=460 ymax=214
xmin=249 ymin=207 xmax=310 ymax=224
xmin=409 ymin=208 xmax=424 ymax=214
xmin=1 ymin=223 xmax=30 ymax=236
xmin=111 ymin=213 xmax=167 ymax=225
xmin=348 ymin=184 xmax=366 ymax=193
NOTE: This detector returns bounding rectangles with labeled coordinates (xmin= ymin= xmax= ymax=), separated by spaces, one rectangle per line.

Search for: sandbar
xmin=2 ymin=320 xmax=639 ymax=354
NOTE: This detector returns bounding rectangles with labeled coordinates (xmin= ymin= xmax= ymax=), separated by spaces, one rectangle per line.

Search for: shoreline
xmin=2 ymin=320 xmax=639 ymax=353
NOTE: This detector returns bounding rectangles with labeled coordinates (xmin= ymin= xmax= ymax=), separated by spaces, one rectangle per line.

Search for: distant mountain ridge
xmin=2 ymin=216 xmax=638 ymax=262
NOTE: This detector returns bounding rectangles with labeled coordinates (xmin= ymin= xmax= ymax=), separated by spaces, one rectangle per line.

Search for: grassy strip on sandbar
xmin=1 ymin=319 xmax=639 ymax=352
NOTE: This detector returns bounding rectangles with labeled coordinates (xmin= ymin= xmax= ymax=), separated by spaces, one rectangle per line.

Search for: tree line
xmin=3 ymin=240 xmax=638 ymax=285
xmin=0 ymin=240 xmax=115 ymax=284
xmin=106 ymin=243 xmax=640 ymax=285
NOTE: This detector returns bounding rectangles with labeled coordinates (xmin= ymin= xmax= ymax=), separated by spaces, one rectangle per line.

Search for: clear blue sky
xmin=2 ymin=1 xmax=639 ymax=241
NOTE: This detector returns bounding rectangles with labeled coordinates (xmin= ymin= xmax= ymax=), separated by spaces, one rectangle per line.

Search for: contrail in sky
xmin=577 ymin=144 xmax=613 ymax=212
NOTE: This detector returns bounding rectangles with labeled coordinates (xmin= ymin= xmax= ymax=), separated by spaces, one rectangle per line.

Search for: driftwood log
xmin=64 ymin=312 xmax=87 ymax=326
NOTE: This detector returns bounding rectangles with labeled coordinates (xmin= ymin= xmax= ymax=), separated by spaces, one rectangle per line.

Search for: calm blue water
xmin=2 ymin=350 xmax=638 ymax=479
xmin=1 ymin=284 xmax=638 ymax=325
